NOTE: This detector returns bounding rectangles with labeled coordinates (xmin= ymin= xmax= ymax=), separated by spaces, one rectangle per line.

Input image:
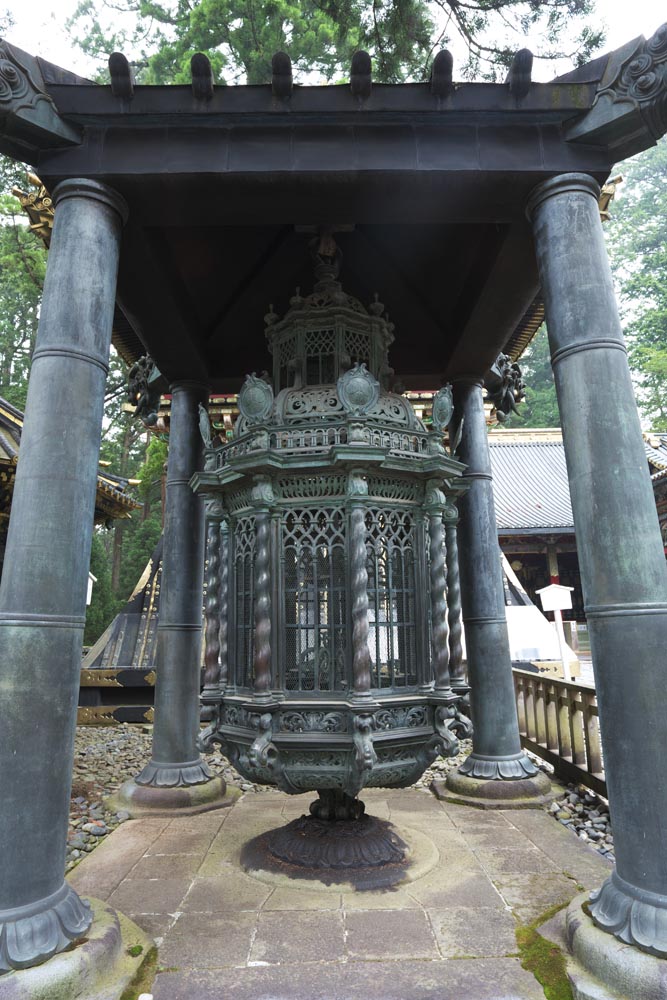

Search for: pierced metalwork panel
xmin=226 ymin=487 xmax=253 ymax=514
xmin=282 ymin=507 xmax=347 ymax=694
xmin=282 ymin=387 xmax=345 ymax=422
xmin=366 ymin=476 xmax=422 ymax=504
xmin=365 ymin=508 xmax=417 ymax=689
xmin=275 ymin=475 xmax=347 ymax=502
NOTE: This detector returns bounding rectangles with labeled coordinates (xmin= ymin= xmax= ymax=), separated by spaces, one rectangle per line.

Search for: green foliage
xmin=138 ymin=436 xmax=168 ymax=503
xmin=68 ymin=0 xmax=603 ymax=86
xmin=0 ymin=166 xmax=47 ymax=410
xmin=85 ymin=531 xmax=117 ymax=644
xmin=506 ymin=326 xmax=561 ymax=428
xmin=606 ymin=139 xmax=667 ymax=429
xmin=116 ymin=510 xmax=162 ymax=601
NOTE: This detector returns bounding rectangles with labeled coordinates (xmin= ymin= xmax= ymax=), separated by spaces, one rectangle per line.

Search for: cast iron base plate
xmin=242 ymin=814 xmax=411 ymax=889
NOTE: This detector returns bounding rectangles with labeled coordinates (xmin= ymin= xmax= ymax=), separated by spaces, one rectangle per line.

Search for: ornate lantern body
xmin=196 ymin=251 xmax=469 ymax=815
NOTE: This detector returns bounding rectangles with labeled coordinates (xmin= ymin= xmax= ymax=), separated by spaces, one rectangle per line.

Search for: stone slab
xmin=150 ymin=957 xmax=546 ymax=1000
xmin=63 ymin=786 xmax=621 ymax=1000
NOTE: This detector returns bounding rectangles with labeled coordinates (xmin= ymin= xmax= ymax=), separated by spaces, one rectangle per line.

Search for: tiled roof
xmin=644 ymin=434 xmax=667 ymax=473
xmin=489 ymin=432 xmax=573 ymax=534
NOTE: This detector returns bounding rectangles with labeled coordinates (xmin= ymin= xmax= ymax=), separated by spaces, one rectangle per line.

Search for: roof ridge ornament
xmin=430 ymin=50 xmax=454 ymax=99
xmin=507 ymin=48 xmax=533 ymax=100
xmin=566 ymin=22 xmax=667 ymax=158
xmin=191 ymin=53 xmax=214 ymax=101
xmin=272 ymin=51 xmax=293 ymax=99
xmin=350 ymin=51 xmax=372 ymax=101
xmin=0 ymin=42 xmax=80 ymax=155
xmin=109 ymin=52 xmax=134 ymax=100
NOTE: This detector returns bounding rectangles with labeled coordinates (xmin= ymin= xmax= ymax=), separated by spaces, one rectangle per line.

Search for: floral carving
xmin=280 ymin=711 xmax=345 ymax=733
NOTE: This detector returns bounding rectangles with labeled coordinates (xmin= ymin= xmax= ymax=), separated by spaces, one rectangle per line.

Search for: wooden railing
xmin=513 ymin=668 xmax=606 ymax=798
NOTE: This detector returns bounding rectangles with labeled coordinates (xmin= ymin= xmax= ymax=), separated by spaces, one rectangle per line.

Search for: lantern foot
xmin=241 ymin=790 xmax=411 ymax=889
xmin=309 ymin=789 xmax=366 ymax=821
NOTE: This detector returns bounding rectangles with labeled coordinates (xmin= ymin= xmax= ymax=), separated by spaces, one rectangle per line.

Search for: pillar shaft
xmin=137 ymin=381 xmax=211 ymax=787
xmin=528 ymin=173 xmax=667 ymax=955
xmin=453 ymin=379 xmax=538 ymax=780
xmin=0 ymin=180 xmax=126 ymax=972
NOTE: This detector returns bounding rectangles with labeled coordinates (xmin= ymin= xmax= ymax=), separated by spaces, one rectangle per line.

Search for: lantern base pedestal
xmin=241 ymin=792 xmax=411 ymax=889
xmin=434 ymin=765 xmax=554 ymax=809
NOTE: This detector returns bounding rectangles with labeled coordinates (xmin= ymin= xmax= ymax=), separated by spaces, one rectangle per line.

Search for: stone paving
xmin=68 ymin=786 xmax=613 ymax=999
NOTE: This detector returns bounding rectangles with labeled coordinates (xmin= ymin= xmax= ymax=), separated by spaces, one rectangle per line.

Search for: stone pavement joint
xmin=66 ymin=786 xmax=613 ymax=999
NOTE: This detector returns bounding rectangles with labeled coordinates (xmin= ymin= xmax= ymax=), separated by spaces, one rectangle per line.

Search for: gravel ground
xmin=66 ymin=725 xmax=613 ymax=872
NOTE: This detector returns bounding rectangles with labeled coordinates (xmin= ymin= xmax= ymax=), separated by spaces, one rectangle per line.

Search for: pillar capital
xmin=52 ymin=178 xmax=129 ymax=225
xmin=450 ymin=374 xmax=483 ymax=389
xmin=169 ymin=378 xmax=210 ymax=397
xmin=526 ymin=172 xmax=600 ymax=220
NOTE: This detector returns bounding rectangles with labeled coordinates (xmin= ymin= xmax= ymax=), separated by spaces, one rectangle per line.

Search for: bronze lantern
xmin=195 ymin=242 xmax=470 ymax=867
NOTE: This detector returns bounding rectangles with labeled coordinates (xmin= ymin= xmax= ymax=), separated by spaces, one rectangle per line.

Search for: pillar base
xmin=0 ymin=899 xmax=155 ymax=999
xmin=588 ymin=870 xmax=667 ymax=958
xmin=0 ymin=882 xmax=92 ymax=974
xmin=107 ymin=774 xmax=238 ymax=818
xmin=566 ymin=892 xmax=667 ymax=999
xmin=434 ymin=762 xmax=554 ymax=809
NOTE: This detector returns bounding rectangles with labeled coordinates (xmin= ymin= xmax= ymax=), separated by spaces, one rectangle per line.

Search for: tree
xmin=0 ymin=164 xmax=47 ymax=410
xmin=505 ymin=326 xmax=560 ymax=428
xmin=68 ymin=0 xmax=603 ymax=86
xmin=84 ymin=530 xmax=117 ymax=644
xmin=606 ymin=139 xmax=667 ymax=429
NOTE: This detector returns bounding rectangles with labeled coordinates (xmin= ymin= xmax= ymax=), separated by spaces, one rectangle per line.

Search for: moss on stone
xmin=120 ymin=942 xmax=157 ymax=1000
xmin=516 ymin=902 xmax=573 ymax=1000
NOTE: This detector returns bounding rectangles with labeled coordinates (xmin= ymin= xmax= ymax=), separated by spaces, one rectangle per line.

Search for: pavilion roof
xmin=1 ymin=26 xmax=665 ymax=389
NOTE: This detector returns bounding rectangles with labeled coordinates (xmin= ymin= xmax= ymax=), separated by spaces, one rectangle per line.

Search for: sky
xmin=3 ymin=0 xmax=664 ymax=82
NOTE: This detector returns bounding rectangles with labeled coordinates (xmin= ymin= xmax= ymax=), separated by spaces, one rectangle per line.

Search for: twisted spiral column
xmin=218 ymin=521 xmax=229 ymax=692
xmin=348 ymin=472 xmax=372 ymax=700
xmin=445 ymin=512 xmax=465 ymax=688
xmin=427 ymin=488 xmax=451 ymax=692
xmin=252 ymin=477 xmax=273 ymax=702
xmin=201 ymin=508 xmax=223 ymax=720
